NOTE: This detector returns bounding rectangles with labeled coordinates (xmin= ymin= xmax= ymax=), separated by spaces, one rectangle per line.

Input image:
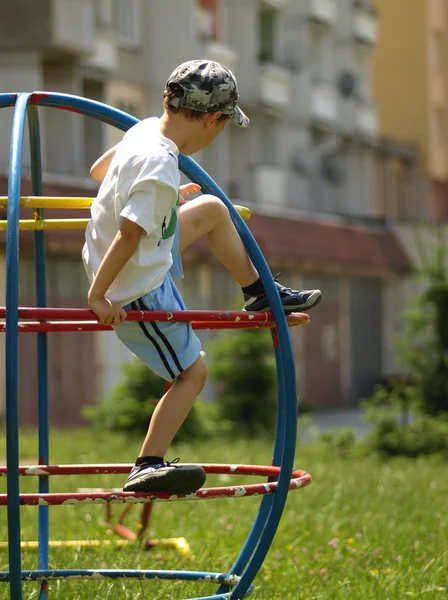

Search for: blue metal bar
xmin=231 ymin=343 xmax=296 ymax=599
xmin=217 ymin=333 xmax=288 ymax=595
xmin=4 ymin=92 xmax=32 ymax=600
xmin=188 ymin=584 xmax=254 ymax=600
xmin=0 ymin=91 xmax=299 ymax=600
xmin=27 ymin=104 xmax=50 ymax=600
xmin=0 ymin=93 xmax=18 ymax=109
xmin=0 ymin=569 xmax=239 ymax=583
xmin=177 ymin=160 xmax=297 ymax=600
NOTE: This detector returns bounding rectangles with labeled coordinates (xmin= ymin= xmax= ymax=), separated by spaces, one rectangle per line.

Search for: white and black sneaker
xmin=243 ymin=276 xmax=322 ymax=315
xmin=123 ymin=458 xmax=206 ymax=495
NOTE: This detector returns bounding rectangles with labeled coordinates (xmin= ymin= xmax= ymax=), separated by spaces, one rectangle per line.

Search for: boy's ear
xmin=204 ymin=111 xmax=223 ymax=127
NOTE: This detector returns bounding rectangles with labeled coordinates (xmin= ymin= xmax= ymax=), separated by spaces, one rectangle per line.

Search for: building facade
xmin=0 ymin=0 xmax=411 ymax=425
xmin=373 ymin=0 xmax=448 ymax=221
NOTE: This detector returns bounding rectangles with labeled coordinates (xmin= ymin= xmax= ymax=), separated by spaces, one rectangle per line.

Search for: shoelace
xmin=165 ymin=457 xmax=180 ymax=467
xmin=273 ymin=272 xmax=292 ymax=294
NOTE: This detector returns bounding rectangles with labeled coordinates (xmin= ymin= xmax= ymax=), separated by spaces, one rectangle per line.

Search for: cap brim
xmin=231 ymin=105 xmax=250 ymax=128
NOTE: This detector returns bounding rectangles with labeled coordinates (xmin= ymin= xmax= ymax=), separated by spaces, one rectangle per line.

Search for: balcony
xmin=261 ymin=0 xmax=287 ymax=7
xmin=353 ymin=7 xmax=378 ymax=46
xmin=311 ymin=81 xmax=338 ymax=124
xmin=308 ymin=0 xmax=337 ymax=27
xmin=260 ymin=63 xmax=291 ymax=110
xmin=203 ymin=41 xmax=238 ymax=74
xmin=356 ymin=101 xmax=378 ymax=138
xmin=82 ymin=35 xmax=117 ymax=72
xmin=254 ymin=166 xmax=287 ymax=207
xmin=50 ymin=0 xmax=94 ymax=55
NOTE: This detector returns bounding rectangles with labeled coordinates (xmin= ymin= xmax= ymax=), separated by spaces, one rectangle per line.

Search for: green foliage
xmin=208 ymin=328 xmax=278 ymax=436
xmin=365 ymin=411 xmax=448 ymax=458
xmin=393 ymin=228 xmax=448 ymax=415
xmin=362 ymin=380 xmax=448 ymax=457
xmin=83 ymin=359 xmax=218 ymax=442
xmin=318 ymin=427 xmax=357 ymax=458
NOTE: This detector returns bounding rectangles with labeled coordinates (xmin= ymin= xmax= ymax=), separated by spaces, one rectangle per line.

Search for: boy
xmin=83 ymin=60 xmax=321 ymax=496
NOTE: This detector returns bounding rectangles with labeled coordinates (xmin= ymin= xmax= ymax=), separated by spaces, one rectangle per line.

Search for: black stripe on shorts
xmin=137 ymin=298 xmax=184 ymax=375
xmin=131 ymin=301 xmax=176 ymax=380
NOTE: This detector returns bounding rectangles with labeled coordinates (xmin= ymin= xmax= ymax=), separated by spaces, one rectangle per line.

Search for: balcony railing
xmin=260 ymin=63 xmax=291 ymax=110
xmin=254 ymin=165 xmax=287 ymax=207
xmin=356 ymin=100 xmax=378 ymax=137
xmin=82 ymin=34 xmax=118 ymax=72
xmin=311 ymin=80 xmax=338 ymax=124
xmin=51 ymin=0 xmax=95 ymax=54
xmin=353 ymin=7 xmax=377 ymax=45
xmin=309 ymin=0 xmax=337 ymax=27
xmin=203 ymin=41 xmax=238 ymax=74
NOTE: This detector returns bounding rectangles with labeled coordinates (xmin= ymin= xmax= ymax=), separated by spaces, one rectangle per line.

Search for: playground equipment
xmin=0 ymin=92 xmax=312 ymax=599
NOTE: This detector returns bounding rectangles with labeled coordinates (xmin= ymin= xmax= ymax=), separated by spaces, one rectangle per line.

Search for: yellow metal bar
xmin=234 ymin=204 xmax=251 ymax=221
xmin=0 ymin=219 xmax=89 ymax=231
xmin=0 ymin=205 xmax=251 ymax=232
xmin=0 ymin=537 xmax=192 ymax=556
xmin=0 ymin=197 xmax=252 ymax=219
xmin=0 ymin=196 xmax=94 ymax=209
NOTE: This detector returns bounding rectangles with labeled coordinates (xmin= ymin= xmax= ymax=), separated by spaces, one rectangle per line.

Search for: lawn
xmin=0 ymin=428 xmax=447 ymax=599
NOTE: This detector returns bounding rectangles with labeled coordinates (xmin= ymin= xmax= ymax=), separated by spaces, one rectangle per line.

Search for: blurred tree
xmin=208 ymin=327 xmax=278 ymax=435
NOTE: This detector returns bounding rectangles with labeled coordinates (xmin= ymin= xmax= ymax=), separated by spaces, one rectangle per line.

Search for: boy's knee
xmin=200 ymin=194 xmax=229 ymax=222
xmin=179 ymin=355 xmax=208 ymax=391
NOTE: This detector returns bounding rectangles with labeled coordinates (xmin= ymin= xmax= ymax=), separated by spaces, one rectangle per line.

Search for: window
xmin=261 ymin=115 xmax=277 ymax=165
xmin=310 ymin=27 xmax=335 ymax=82
xmin=117 ymin=0 xmax=141 ymax=48
xmin=354 ymin=49 xmax=369 ymax=99
xmin=95 ymin=0 xmax=114 ymax=29
xmin=83 ymin=79 xmax=105 ymax=173
xmin=432 ymin=107 xmax=447 ymax=146
xmin=197 ymin=0 xmax=221 ymax=41
xmin=430 ymin=32 xmax=445 ymax=71
xmin=106 ymin=81 xmax=147 ymax=147
xmin=116 ymin=100 xmax=141 ymax=119
xmin=259 ymin=4 xmax=278 ymax=62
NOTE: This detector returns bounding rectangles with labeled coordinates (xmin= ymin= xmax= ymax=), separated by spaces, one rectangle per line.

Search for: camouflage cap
xmin=166 ymin=59 xmax=250 ymax=127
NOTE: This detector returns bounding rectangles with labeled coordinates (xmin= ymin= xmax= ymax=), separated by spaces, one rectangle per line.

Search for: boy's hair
xmin=163 ymin=86 xmax=230 ymax=123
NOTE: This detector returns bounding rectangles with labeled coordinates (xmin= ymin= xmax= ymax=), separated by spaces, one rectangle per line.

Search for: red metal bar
xmin=140 ymin=504 xmax=153 ymax=538
xmin=0 ymin=472 xmax=312 ymax=506
xmin=0 ymin=463 xmax=308 ymax=478
xmin=0 ymin=319 xmax=309 ymax=333
xmin=0 ymin=307 xmax=274 ymax=323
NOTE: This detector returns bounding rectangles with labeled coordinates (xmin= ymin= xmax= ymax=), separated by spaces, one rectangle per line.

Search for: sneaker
xmin=123 ymin=458 xmax=206 ymax=495
xmin=243 ymin=275 xmax=322 ymax=315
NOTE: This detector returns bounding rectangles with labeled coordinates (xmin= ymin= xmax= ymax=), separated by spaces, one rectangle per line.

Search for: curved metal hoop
xmin=0 ymin=91 xmax=304 ymax=600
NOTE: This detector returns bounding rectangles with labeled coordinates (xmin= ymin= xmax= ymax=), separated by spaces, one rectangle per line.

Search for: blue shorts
xmin=114 ymin=273 xmax=202 ymax=381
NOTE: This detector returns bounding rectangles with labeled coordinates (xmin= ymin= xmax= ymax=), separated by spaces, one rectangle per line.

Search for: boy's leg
xmin=116 ymin=278 xmax=207 ymax=495
xmin=179 ymin=195 xmax=322 ymax=313
xmin=179 ymin=194 xmax=258 ymax=287
xmin=123 ymin=355 xmax=208 ymax=495
xmin=139 ymin=354 xmax=208 ymax=458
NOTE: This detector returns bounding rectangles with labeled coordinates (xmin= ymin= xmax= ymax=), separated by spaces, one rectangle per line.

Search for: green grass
xmin=0 ymin=429 xmax=447 ymax=599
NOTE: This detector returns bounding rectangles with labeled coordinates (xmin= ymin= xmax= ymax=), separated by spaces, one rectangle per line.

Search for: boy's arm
xmin=88 ymin=217 xmax=143 ymax=325
xmin=90 ymin=144 xmax=119 ymax=182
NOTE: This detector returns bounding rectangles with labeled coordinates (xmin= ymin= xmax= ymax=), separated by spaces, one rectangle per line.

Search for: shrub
xmin=364 ymin=413 xmax=448 ymax=458
xmin=83 ymin=359 xmax=218 ymax=442
xmin=208 ymin=328 xmax=278 ymax=436
xmin=362 ymin=380 xmax=448 ymax=458
xmin=319 ymin=427 xmax=357 ymax=458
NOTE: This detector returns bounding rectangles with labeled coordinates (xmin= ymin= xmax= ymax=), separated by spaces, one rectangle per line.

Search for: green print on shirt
xmin=161 ymin=194 xmax=180 ymax=241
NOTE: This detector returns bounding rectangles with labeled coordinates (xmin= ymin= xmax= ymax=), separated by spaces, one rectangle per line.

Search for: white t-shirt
xmin=82 ymin=117 xmax=181 ymax=306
